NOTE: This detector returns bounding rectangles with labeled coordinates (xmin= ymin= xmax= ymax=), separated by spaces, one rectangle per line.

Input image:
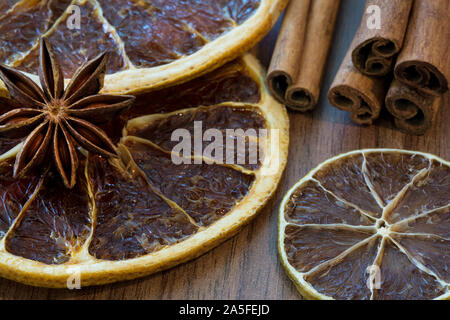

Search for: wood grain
xmin=0 ymin=0 xmax=448 ymax=300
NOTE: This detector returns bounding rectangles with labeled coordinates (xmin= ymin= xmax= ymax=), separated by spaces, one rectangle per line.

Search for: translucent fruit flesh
xmin=280 ymin=150 xmax=449 ymax=300
xmin=0 ymin=0 xmax=261 ymax=78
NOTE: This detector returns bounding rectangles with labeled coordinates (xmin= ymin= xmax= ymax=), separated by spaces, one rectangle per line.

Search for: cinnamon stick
xmin=328 ymin=46 xmax=388 ymax=125
xmin=285 ymin=0 xmax=340 ymax=111
xmin=394 ymin=0 xmax=450 ymax=96
xmin=267 ymin=0 xmax=311 ymax=104
xmin=352 ymin=0 xmax=413 ymax=77
xmin=386 ymin=80 xmax=441 ymax=135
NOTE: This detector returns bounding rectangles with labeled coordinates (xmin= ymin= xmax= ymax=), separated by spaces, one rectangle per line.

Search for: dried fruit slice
xmin=0 ymin=55 xmax=289 ymax=287
xmin=0 ymin=0 xmax=59 ymax=65
xmin=279 ymin=149 xmax=449 ymax=300
xmin=14 ymin=0 xmax=128 ymax=77
xmin=0 ymin=0 xmax=287 ymax=94
xmin=5 ymin=167 xmax=92 ymax=265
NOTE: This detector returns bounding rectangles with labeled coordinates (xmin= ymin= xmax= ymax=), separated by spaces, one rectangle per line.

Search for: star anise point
xmin=0 ymin=39 xmax=135 ymax=188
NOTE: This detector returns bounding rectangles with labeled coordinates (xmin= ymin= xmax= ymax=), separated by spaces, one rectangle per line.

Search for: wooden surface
xmin=1 ymin=0 xmax=448 ymax=300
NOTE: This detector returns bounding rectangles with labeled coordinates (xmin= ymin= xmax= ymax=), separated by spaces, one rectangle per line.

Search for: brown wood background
xmin=0 ymin=0 xmax=448 ymax=300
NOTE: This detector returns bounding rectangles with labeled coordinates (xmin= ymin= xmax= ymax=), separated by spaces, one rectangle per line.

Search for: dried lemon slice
xmin=0 ymin=0 xmax=287 ymax=95
xmin=279 ymin=149 xmax=449 ymax=300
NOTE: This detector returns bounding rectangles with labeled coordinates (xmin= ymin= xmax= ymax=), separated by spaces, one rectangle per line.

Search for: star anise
xmin=0 ymin=38 xmax=135 ymax=188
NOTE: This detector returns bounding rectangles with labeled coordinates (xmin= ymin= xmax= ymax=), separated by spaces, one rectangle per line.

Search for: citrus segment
xmin=374 ymin=239 xmax=446 ymax=300
xmin=5 ymin=169 xmax=91 ymax=264
xmin=387 ymin=161 xmax=450 ymax=224
xmin=87 ymin=155 xmax=198 ymax=261
xmin=0 ymin=1 xmax=20 ymax=15
xmin=284 ymin=225 xmax=374 ymax=273
xmin=0 ymin=159 xmax=40 ymax=238
xmin=126 ymin=104 xmax=266 ymax=170
xmin=313 ymin=153 xmax=383 ymax=218
xmin=391 ymin=234 xmax=449 ymax=282
xmin=150 ymin=0 xmax=234 ymax=40
xmin=122 ymin=137 xmax=255 ymax=227
xmin=0 ymin=0 xmax=287 ymax=93
xmin=127 ymin=105 xmax=265 ymax=142
xmin=304 ymin=236 xmax=380 ymax=300
xmin=363 ymin=152 xmax=430 ymax=206
xmin=284 ymin=180 xmax=374 ymax=226
xmin=279 ymin=150 xmax=449 ymax=300
xmin=98 ymin=0 xmax=206 ymax=68
xmin=15 ymin=0 xmax=128 ymax=77
xmin=220 ymin=0 xmax=260 ymax=23
xmin=0 ymin=0 xmax=57 ymax=65
xmin=127 ymin=59 xmax=261 ymax=116
xmin=391 ymin=206 xmax=450 ymax=239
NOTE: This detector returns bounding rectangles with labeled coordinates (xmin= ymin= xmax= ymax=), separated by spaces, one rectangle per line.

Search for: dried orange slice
xmin=279 ymin=149 xmax=449 ymax=300
xmin=0 ymin=0 xmax=287 ymax=95
xmin=0 ymin=54 xmax=289 ymax=287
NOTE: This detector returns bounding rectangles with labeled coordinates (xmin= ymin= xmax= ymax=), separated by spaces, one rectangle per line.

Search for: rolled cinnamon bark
xmin=267 ymin=0 xmax=311 ymax=104
xmin=386 ymin=80 xmax=441 ymax=135
xmin=285 ymin=0 xmax=340 ymax=111
xmin=352 ymin=0 xmax=413 ymax=77
xmin=394 ymin=0 xmax=450 ymax=95
xmin=328 ymin=48 xmax=388 ymax=125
